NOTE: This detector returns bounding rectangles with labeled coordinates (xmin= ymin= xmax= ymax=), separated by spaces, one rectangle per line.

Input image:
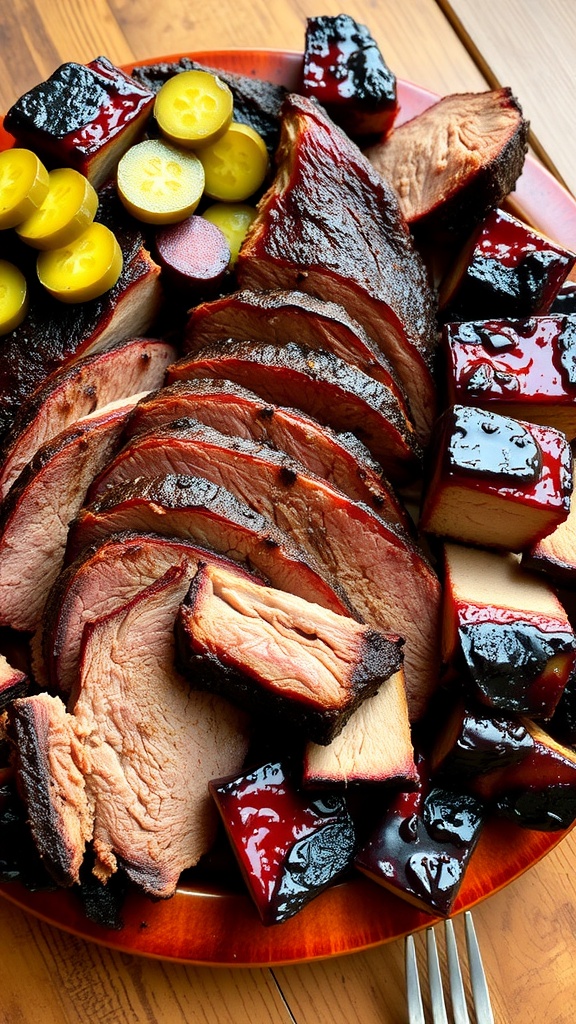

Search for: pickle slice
xmin=0 ymin=260 xmax=28 ymax=334
xmin=37 ymin=222 xmax=123 ymax=303
xmin=0 ymin=148 xmax=49 ymax=229
xmin=16 ymin=167 xmax=98 ymax=249
xmin=198 ymin=123 xmax=269 ymax=202
xmin=202 ymin=202 xmax=257 ymax=264
xmin=154 ymin=70 xmax=233 ymax=149
xmin=117 ymin=138 xmax=205 ymax=224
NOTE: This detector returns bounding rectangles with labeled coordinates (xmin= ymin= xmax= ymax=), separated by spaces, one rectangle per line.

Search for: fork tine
xmin=465 ymin=911 xmax=495 ymax=1024
xmin=445 ymin=919 xmax=471 ymax=1024
xmin=426 ymin=927 xmax=449 ymax=1024
xmin=405 ymin=933 xmax=426 ymax=1024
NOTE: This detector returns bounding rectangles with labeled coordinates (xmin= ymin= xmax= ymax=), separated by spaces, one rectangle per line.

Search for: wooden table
xmin=1 ymin=1 xmax=575 ymax=1021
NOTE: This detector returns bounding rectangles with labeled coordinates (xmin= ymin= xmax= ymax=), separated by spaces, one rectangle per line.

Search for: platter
xmin=0 ymin=48 xmax=575 ymax=967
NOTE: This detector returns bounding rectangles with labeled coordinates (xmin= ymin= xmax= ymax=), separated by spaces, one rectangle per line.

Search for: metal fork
xmin=405 ymin=911 xmax=494 ymax=1024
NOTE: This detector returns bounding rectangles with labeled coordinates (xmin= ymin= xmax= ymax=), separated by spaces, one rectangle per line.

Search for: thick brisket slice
xmin=85 ymin=423 xmax=440 ymax=718
xmin=73 ymin=563 xmax=250 ymax=896
xmin=0 ymin=186 xmax=162 ymax=447
xmin=67 ymin=474 xmax=353 ymax=618
xmin=127 ymin=379 xmax=411 ymax=530
xmin=43 ymin=532 xmax=257 ymax=696
xmin=185 ymin=288 xmax=408 ymax=403
xmin=0 ymin=338 xmax=175 ymax=500
xmin=176 ymin=562 xmax=403 ymax=745
xmin=365 ymin=88 xmax=529 ymax=237
xmin=9 ymin=693 xmax=92 ymax=888
xmin=0 ymin=401 xmax=135 ymax=633
xmin=235 ymin=92 xmax=438 ymax=442
xmin=167 ymin=340 xmax=421 ymax=482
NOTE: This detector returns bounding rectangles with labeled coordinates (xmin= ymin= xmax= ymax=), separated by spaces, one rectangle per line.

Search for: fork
xmin=405 ymin=911 xmax=495 ymax=1024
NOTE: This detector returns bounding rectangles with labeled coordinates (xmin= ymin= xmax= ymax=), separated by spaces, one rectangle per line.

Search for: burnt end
xmin=432 ymin=704 xmax=534 ymax=780
xmin=447 ymin=406 xmax=542 ymax=483
xmin=458 ymin=620 xmax=576 ymax=715
xmin=131 ymin=58 xmax=285 ymax=156
xmin=303 ymin=14 xmax=397 ymax=138
xmin=355 ymin=779 xmax=485 ymax=916
xmin=209 ymin=761 xmax=356 ymax=924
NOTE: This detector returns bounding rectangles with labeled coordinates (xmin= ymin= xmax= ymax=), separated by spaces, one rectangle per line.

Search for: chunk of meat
xmin=176 ymin=562 xmax=404 ymax=745
xmin=365 ymin=88 xmax=529 ymax=237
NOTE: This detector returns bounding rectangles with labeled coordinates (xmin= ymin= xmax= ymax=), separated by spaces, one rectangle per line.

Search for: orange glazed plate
xmin=0 ymin=49 xmax=575 ymax=966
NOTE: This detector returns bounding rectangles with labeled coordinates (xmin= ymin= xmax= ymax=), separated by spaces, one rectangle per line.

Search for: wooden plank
xmin=0 ymin=0 xmax=488 ymax=112
xmin=0 ymin=897 xmax=293 ymax=1024
xmin=439 ymin=0 xmax=576 ymax=194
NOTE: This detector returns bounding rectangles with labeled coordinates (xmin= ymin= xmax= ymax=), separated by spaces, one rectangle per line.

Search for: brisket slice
xmin=0 ymin=337 xmax=175 ymax=501
xmin=119 ymin=379 xmax=411 ymax=530
xmin=85 ymin=422 xmax=440 ymax=718
xmin=167 ymin=340 xmax=421 ymax=482
xmin=10 ymin=564 xmax=251 ymax=896
xmin=0 ymin=185 xmax=162 ymax=447
xmin=43 ymin=532 xmax=259 ymax=696
xmin=67 ymin=474 xmax=353 ymax=618
xmin=184 ymin=288 xmax=409 ymax=405
xmin=365 ymin=88 xmax=529 ymax=238
xmin=0 ymin=400 xmax=137 ymax=633
xmin=9 ymin=693 xmax=93 ymax=888
xmin=176 ymin=562 xmax=404 ymax=745
xmin=235 ymin=92 xmax=438 ymax=443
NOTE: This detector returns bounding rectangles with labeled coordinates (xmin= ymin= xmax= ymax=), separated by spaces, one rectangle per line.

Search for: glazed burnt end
xmin=355 ymin=770 xmax=485 ymax=917
xmin=420 ymin=405 xmax=573 ymax=551
xmin=209 ymin=761 xmax=356 ymax=925
xmin=4 ymin=57 xmax=155 ymax=188
xmin=443 ymin=315 xmax=576 ymax=439
xmin=302 ymin=14 xmax=397 ymax=139
xmin=441 ymin=543 xmax=576 ymax=719
xmin=439 ymin=209 xmax=576 ymax=321
xmin=470 ymin=720 xmax=576 ymax=830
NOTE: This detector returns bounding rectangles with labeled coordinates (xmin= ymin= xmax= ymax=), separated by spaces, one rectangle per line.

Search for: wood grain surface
xmin=0 ymin=2 xmax=575 ymax=1023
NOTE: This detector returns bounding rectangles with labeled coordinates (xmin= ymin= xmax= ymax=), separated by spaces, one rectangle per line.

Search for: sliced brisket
xmin=184 ymin=288 xmax=409 ymax=404
xmin=365 ymin=88 xmax=529 ymax=238
xmin=43 ymin=532 xmax=259 ymax=696
xmin=0 ymin=400 xmax=136 ymax=633
xmin=84 ymin=421 xmax=440 ymax=718
xmin=0 ymin=337 xmax=175 ymax=500
xmin=67 ymin=474 xmax=353 ymax=618
xmin=10 ymin=564 xmax=251 ymax=897
xmin=167 ymin=340 xmax=421 ymax=482
xmin=119 ymin=379 xmax=411 ymax=529
xmin=235 ymin=92 xmax=438 ymax=442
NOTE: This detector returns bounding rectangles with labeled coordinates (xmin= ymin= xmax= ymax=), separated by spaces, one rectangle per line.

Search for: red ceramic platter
xmin=0 ymin=49 xmax=575 ymax=967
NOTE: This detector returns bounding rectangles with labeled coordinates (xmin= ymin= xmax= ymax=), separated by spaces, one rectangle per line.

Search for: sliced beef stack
xmin=235 ymin=92 xmax=438 ymax=443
